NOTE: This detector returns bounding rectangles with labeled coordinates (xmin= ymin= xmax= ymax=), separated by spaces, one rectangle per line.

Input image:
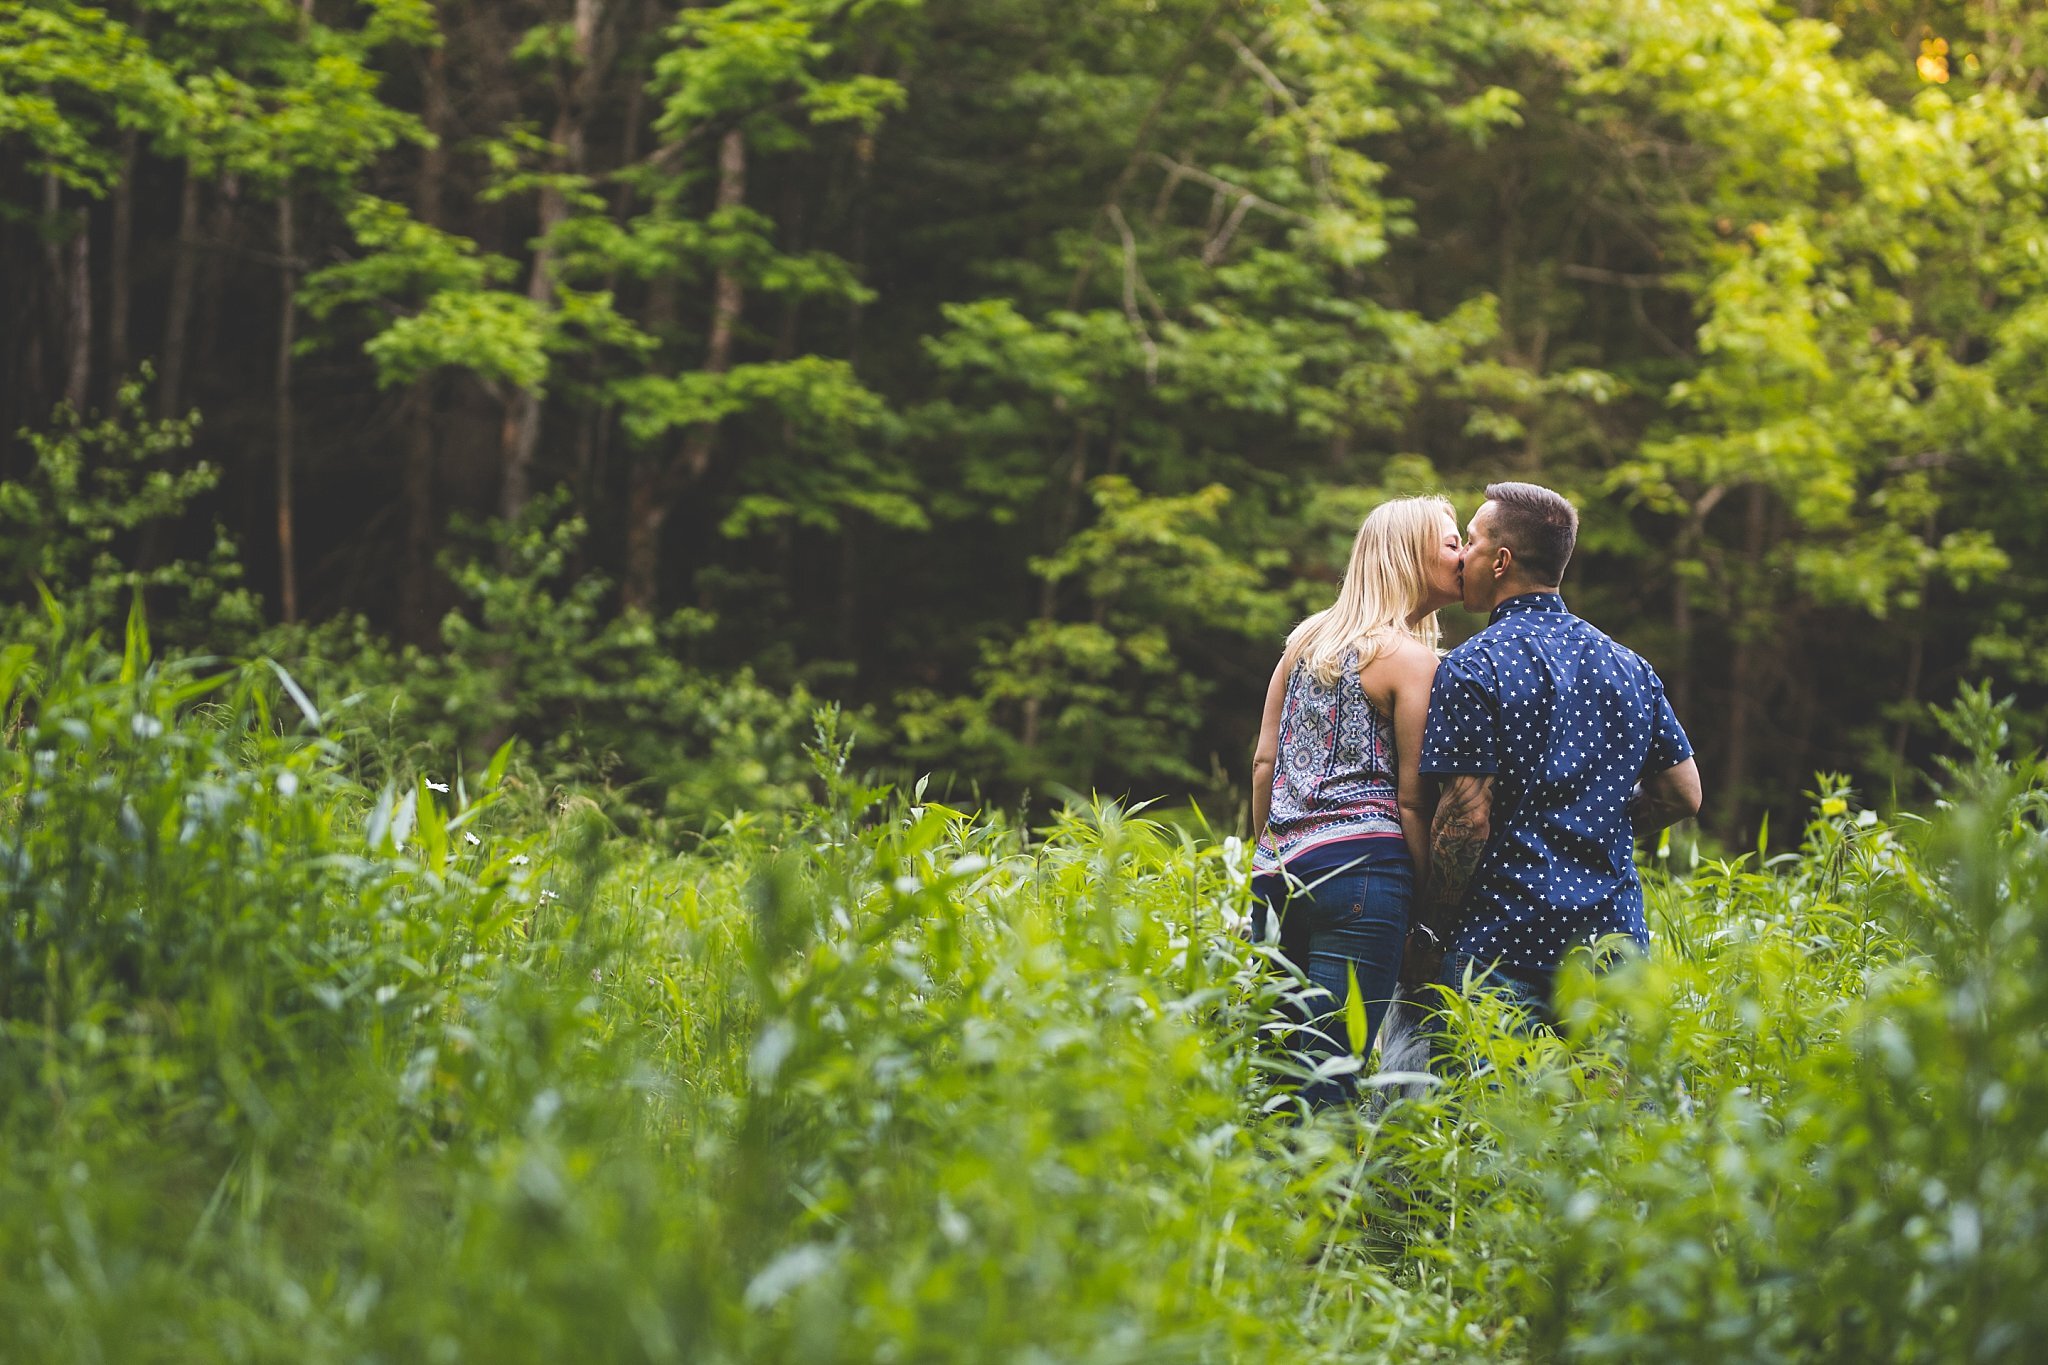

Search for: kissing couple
xmin=1248 ymin=482 xmax=1703 ymax=1109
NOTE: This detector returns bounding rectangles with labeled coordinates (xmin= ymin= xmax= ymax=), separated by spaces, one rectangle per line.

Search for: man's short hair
xmin=1483 ymin=481 xmax=1578 ymax=586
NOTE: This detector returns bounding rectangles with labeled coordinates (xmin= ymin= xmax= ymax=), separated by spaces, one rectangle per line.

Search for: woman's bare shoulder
xmin=1358 ymin=634 xmax=1438 ymax=704
xmin=1377 ymin=635 xmax=1441 ymax=680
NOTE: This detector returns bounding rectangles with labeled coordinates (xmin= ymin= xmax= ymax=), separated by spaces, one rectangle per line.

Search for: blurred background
xmin=7 ymin=0 xmax=2047 ymax=838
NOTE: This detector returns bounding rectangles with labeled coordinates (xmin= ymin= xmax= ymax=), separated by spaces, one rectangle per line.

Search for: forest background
xmin=8 ymin=0 xmax=2048 ymax=840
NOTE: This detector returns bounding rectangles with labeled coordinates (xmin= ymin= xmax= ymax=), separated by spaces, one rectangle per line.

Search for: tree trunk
xmin=499 ymin=0 xmax=606 ymax=529
xmin=621 ymin=126 xmax=747 ymax=614
xmin=46 ymin=172 xmax=92 ymax=412
xmin=401 ymin=34 xmax=453 ymax=644
xmin=1889 ymin=509 xmax=1939 ymax=771
xmin=107 ymin=129 xmax=137 ymax=404
xmin=275 ymin=192 xmax=301 ymax=624
xmin=622 ymin=466 xmax=670 ymax=609
xmin=684 ymin=127 xmax=749 ymax=472
xmin=64 ymin=211 xmax=91 ymax=413
xmin=403 ymin=383 xmax=439 ymax=643
xmin=1020 ymin=424 xmax=1091 ymax=752
xmin=571 ymin=46 xmax=645 ymax=561
xmin=1719 ymin=485 xmax=1768 ymax=838
xmin=39 ymin=172 xmax=63 ymax=407
xmin=195 ymin=174 xmax=241 ymax=397
xmin=1671 ymin=557 xmax=1693 ymax=722
xmin=157 ymin=170 xmax=202 ymax=420
xmin=1672 ymin=485 xmax=1725 ymax=726
xmin=1892 ymin=620 xmax=1925 ymax=773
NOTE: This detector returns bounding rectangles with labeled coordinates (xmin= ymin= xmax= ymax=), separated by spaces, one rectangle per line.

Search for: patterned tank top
xmin=1254 ymin=648 xmax=1405 ymax=875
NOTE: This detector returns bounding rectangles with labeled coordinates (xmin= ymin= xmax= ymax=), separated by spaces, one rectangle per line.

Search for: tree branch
xmin=1562 ymin=263 xmax=1682 ymax=289
xmin=1148 ymin=153 xmax=1311 ymax=228
xmin=1217 ymin=27 xmax=1301 ymax=113
xmin=1106 ymin=204 xmax=1159 ymax=384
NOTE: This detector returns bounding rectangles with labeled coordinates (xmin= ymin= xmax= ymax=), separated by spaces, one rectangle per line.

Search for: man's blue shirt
xmin=1419 ymin=592 xmax=1693 ymax=969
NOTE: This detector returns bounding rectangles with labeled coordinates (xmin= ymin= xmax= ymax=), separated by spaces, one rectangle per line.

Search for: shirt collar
xmin=1489 ymin=591 xmax=1570 ymax=626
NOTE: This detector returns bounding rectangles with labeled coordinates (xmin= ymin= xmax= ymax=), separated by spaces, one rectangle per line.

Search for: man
xmin=1404 ymin=482 xmax=1702 ymax=1025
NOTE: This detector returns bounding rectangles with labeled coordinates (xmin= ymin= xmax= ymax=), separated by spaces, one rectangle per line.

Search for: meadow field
xmin=2 ymin=621 xmax=2043 ymax=1363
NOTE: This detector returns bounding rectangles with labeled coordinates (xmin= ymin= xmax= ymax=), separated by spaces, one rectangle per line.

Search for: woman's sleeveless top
xmin=1254 ymin=649 xmax=1406 ymax=876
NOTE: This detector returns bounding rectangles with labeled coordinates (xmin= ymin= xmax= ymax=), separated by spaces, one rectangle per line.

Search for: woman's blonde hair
xmin=1283 ymin=494 xmax=1455 ymax=685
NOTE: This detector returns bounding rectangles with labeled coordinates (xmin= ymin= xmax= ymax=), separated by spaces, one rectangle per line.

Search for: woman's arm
xmin=1384 ymin=641 xmax=1439 ymax=882
xmin=1249 ymin=657 xmax=1289 ymax=838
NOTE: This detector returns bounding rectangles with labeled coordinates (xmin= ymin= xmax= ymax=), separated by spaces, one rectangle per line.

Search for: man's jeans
xmin=1267 ymin=861 xmax=1412 ymax=1109
xmin=1438 ymin=950 xmax=1559 ymax=1034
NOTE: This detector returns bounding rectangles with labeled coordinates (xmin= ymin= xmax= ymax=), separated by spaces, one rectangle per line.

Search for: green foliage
xmin=0 ymin=377 xmax=261 ymax=651
xmin=654 ymin=0 xmax=914 ymax=142
xmin=261 ymin=498 xmax=823 ymax=832
xmin=0 ymin=2 xmax=183 ymax=190
xmin=18 ymin=0 xmax=2048 ymax=840
xmin=301 ymin=195 xmax=543 ymax=390
xmin=7 ymin=633 xmax=2048 ymax=1360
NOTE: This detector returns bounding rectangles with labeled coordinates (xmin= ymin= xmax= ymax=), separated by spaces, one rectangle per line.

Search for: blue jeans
xmin=1267 ymin=861 xmax=1412 ymax=1109
xmin=1439 ymin=950 xmax=1558 ymax=1033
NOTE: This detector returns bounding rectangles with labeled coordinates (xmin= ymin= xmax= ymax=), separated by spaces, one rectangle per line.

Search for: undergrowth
xmin=3 ymin=624 xmax=2044 ymax=1362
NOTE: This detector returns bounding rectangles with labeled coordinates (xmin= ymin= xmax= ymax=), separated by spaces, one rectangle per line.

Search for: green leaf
xmin=120 ymin=592 xmax=150 ymax=684
xmin=1344 ymin=961 xmax=1369 ymax=1058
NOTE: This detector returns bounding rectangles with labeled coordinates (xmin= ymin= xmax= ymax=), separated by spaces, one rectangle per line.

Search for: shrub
xmin=6 ymin=623 xmax=2048 ymax=1362
xmin=258 ymin=498 xmax=826 ymax=835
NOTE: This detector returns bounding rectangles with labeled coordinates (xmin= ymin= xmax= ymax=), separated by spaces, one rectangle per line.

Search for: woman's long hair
xmin=1284 ymin=495 xmax=1455 ymax=685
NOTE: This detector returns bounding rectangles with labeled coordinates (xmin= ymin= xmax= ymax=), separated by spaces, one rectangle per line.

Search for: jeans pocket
xmin=1306 ymin=871 xmax=1369 ymax=929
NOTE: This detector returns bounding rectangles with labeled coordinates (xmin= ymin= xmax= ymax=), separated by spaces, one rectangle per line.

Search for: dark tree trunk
xmin=156 ymin=170 xmax=202 ymax=420
xmin=45 ymin=173 xmax=92 ymax=413
xmin=195 ymin=174 xmax=241 ymax=395
xmin=500 ymin=0 xmax=606 ymax=530
xmin=276 ymin=192 xmax=301 ymax=623
xmin=401 ymin=33 xmax=453 ymax=644
xmin=403 ymin=383 xmax=440 ymax=643
xmin=1719 ymin=484 xmax=1768 ymax=837
xmin=1020 ymin=424 xmax=1091 ymax=752
xmin=40 ymin=172 xmax=64 ymax=406
xmin=622 ymin=126 xmax=747 ymax=614
xmin=64 ymin=213 xmax=91 ymax=413
xmin=107 ymin=129 xmax=137 ymax=404
xmin=1669 ymin=485 xmax=1722 ymax=725
xmin=1671 ymin=560 xmax=1693 ymax=721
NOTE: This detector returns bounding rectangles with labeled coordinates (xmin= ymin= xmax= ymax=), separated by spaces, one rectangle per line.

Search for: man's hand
xmin=1404 ymin=772 xmax=1493 ymax=987
xmin=1401 ymin=923 xmax=1446 ymax=990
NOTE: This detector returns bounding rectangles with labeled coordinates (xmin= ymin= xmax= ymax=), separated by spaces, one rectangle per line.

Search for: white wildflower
xmin=1220 ymin=835 xmax=1249 ymax=889
xmin=425 ymin=780 xmax=450 ymax=793
xmin=465 ymin=831 xmax=482 ymax=846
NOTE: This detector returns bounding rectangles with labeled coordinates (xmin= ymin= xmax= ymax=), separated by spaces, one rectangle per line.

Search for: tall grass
xmin=3 ymin=628 xmax=2045 ymax=1361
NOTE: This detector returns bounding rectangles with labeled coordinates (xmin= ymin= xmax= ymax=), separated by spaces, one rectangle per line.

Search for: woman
xmin=1249 ymin=495 xmax=1463 ymax=1109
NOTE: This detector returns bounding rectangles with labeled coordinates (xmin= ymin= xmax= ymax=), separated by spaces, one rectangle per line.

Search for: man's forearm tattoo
xmin=1418 ymin=778 xmax=1490 ymax=940
xmin=1629 ymin=782 xmax=1692 ymax=838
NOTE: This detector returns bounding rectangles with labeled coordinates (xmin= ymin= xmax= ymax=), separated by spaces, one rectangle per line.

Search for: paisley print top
xmin=1254 ymin=649 xmax=1406 ymax=876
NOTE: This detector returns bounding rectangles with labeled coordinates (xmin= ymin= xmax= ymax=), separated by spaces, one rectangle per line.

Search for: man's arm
xmin=1630 ymin=757 xmax=1702 ymax=837
xmin=1404 ymin=772 xmax=1493 ymax=983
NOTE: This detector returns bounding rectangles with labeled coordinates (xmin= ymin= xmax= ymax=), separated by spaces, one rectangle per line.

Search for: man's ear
xmin=1494 ymin=544 xmax=1515 ymax=580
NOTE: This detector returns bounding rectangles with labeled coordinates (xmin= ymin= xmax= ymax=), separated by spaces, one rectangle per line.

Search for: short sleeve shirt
xmin=1420 ymin=592 xmax=1693 ymax=970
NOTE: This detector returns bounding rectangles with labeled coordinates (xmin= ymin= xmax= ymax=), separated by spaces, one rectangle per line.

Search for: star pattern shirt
xmin=1419 ymin=592 xmax=1693 ymax=970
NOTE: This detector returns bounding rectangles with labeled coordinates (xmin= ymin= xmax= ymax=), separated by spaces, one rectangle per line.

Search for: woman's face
xmin=1422 ymin=514 xmax=1464 ymax=613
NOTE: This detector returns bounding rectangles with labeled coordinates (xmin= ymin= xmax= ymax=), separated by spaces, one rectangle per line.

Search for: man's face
xmin=1460 ymin=502 xmax=1509 ymax=615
